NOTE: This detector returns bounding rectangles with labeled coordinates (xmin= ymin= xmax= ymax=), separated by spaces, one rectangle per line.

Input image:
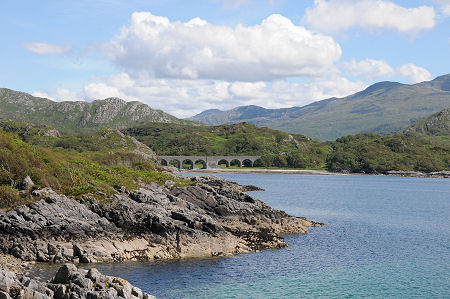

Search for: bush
xmin=0 ymin=185 xmax=20 ymax=209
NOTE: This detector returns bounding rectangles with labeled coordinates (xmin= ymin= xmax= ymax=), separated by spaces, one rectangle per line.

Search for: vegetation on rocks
xmin=0 ymin=125 xmax=192 ymax=209
xmin=399 ymin=108 xmax=450 ymax=144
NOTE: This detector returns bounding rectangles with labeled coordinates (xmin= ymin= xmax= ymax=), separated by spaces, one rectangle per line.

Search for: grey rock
xmin=72 ymin=275 xmax=93 ymax=290
xmin=132 ymin=287 xmax=143 ymax=299
xmin=53 ymin=264 xmax=77 ymax=284
xmin=86 ymin=268 xmax=102 ymax=283
xmin=0 ymin=271 xmax=15 ymax=293
xmin=0 ymin=291 xmax=10 ymax=299
xmin=0 ymin=174 xmax=316 ymax=267
xmin=21 ymin=176 xmax=34 ymax=191
xmin=54 ymin=285 xmax=66 ymax=299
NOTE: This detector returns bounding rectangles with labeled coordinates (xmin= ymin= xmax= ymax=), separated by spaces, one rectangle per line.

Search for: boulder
xmin=21 ymin=176 xmax=34 ymax=191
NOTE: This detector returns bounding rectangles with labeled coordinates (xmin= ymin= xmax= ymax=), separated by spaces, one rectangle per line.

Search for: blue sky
xmin=1 ymin=0 xmax=449 ymax=117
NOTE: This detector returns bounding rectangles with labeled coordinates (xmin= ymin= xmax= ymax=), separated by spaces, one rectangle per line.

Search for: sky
xmin=1 ymin=0 xmax=449 ymax=118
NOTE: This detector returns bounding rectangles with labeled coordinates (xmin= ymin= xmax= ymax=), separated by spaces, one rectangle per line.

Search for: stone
xmin=86 ymin=268 xmax=101 ymax=283
xmin=54 ymin=285 xmax=66 ymax=299
xmin=0 ymin=264 xmax=156 ymax=299
xmin=52 ymin=264 xmax=77 ymax=284
xmin=0 ymin=270 xmax=15 ymax=293
xmin=21 ymin=176 xmax=34 ymax=191
xmin=43 ymin=129 xmax=61 ymax=138
xmin=164 ymin=180 xmax=175 ymax=188
xmin=132 ymin=287 xmax=143 ymax=299
xmin=23 ymin=278 xmax=49 ymax=295
xmin=72 ymin=275 xmax=93 ymax=290
xmin=0 ymin=291 xmax=10 ymax=299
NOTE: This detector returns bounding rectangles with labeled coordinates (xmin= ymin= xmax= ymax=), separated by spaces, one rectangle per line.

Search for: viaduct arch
xmin=159 ymin=156 xmax=261 ymax=169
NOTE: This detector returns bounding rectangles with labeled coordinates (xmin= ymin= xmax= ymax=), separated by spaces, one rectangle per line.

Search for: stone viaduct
xmin=159 ymin=156 xmax=261 ymax=169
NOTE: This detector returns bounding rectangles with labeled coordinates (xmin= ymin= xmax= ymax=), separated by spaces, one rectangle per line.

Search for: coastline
xmin=179 ymin=168 xmax=450 ymax=178
xmin=181 ymin=168 xmax=339 ymax=175
xmin=0 ymin=174 xmax=323 ymax=297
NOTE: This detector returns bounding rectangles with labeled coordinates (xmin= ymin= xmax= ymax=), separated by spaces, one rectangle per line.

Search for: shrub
xmin=0 ymin=185 xmax=20 ymax=209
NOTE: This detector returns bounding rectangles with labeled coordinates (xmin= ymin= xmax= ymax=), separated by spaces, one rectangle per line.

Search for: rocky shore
xmin=0 ymin=175 xmax=321 ymax=297
xmin=1 ymin=263 xmax=155 ymax=298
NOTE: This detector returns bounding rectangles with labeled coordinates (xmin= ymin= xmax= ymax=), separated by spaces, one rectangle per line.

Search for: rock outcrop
xmin=0 ymin=263 xmax=155 ymax=299
xmin=0 ymin=176 xmax=321 ymax=264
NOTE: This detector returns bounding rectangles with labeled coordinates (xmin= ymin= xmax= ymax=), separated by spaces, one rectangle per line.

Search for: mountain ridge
xmin=0 ymin=88 xmax=191 ymax=132
xmin=188 ymin=75 xmax=450 ymax=140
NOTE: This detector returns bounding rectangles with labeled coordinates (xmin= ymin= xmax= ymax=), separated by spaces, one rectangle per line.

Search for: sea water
xmin=92 ymin=174 xmax=450 ymax=298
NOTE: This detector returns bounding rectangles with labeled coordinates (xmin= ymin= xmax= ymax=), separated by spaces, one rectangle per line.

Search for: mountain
xmin=400 ymin=108 xmax=450 ymax=137
xmin=189 ymin=75 xmax=450 ymax=140
xmin=0 ymin=88 xmax=190 ymax=132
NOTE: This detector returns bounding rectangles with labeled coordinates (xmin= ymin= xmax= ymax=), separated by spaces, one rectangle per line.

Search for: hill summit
xmin=0 ymin=88 xmax=189 ymax=132
xmin=189 ymin=74 xmax=450 ymax=140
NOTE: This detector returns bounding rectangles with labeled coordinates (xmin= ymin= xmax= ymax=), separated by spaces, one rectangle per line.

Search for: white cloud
xmin=104 ymin=12 xmax=342 ymax=82
xmin=31 ymin=91 xmax=55 ymax=100
xmin=343 ymin=59 xmax=433 ymax=83
xmin=435 ymin=0 xmax=450 ymax=16
xmin=84 ymin=83 xmax=129 ymax=100
xmin=343 ymin=59 xmax=395 ymax=79
xmin=397 ymin=63 xmax=432 ymax=83
xmin=82 ymin=72 xmax=365 ymax=118
xmin=303 ymin=0 xmax=436 ymax=34
xmin=32 ymin=88 xmax=83 ymax=102
xmin=23 ymin=42 xmax=71 ymax=55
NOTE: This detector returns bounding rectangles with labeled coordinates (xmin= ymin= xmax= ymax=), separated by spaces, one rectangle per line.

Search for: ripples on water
xmin=91 ymin=174 xmax=449 ymax=298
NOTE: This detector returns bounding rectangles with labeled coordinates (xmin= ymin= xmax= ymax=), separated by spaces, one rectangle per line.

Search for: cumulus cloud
xmin=104 ymin=12 xmax=342 ymax=82
xmin=343 ymin=59 xmax=395 ymax=79
xmin=32 ymin=88 xmax=83 ymax=102
xmin=303 ymin=0 xmax=436 ymax=34
xmin=343 ymin=59 xmax=432 ymax=83
xmin=82 ymin=73 xmax=365 ymax=118
xmin=23 ymin=42 xmax=72 ymax=55
xmin=397 ymin=63 xmax=432 ymax=83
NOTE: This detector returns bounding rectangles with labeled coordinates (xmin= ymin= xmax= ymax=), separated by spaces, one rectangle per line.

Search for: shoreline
xmin=179 ymin=168 xmax=450 ymax=178
xmin=182 ymin=168 xmax=338 ymax=175
xmin=0 ymin=175 xmax=322 ymax=296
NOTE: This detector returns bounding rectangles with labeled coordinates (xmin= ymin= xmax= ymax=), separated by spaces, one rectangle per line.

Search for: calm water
xmin=92 ymin=174 xmax=450 ymax=298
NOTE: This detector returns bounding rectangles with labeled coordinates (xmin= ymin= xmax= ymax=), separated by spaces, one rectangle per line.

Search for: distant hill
xmin=189 ymin=75 xmax=450 ymax=140
xmin=400 ymin=108 xmax=450 ymax=137
xmin=124 ymin=118 xmax=449 ymax=173
xmin=123 ymin=122 xmax=330 ymax=169
xmin=0 ymin=88 xmax=190 ymax=132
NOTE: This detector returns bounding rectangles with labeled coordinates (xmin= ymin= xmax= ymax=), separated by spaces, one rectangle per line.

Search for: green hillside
xmin=326 ymin=133 xmax=449 ymax=173
xmin=124 ymin=122 xmax=330 ymax=169
xmin=189 ymin=75 xmax=450 ymax=140
xmin=125 ymin=115 xmax=449 ymax=173
xmin=0 ymin=88 xmax=191 ymax=133
xmin=400 ymin=108 xmax=450 ymax=138
xmin=0 ymin=122 xmax=191 ymax=209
